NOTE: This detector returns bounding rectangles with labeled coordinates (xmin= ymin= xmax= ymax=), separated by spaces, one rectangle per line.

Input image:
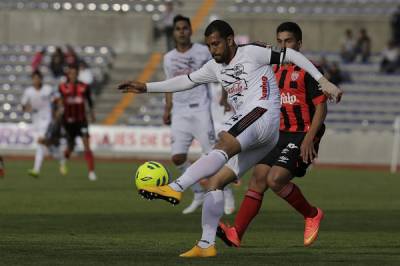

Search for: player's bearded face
xmin=206 ymin=32 xmax=228 ymax=63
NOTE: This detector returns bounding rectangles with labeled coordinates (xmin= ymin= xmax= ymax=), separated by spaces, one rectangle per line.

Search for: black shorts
xmin=258 ymin=127 xmax=325 ymax=177
xmin=64 ymin=121 xmax=89 ymax=148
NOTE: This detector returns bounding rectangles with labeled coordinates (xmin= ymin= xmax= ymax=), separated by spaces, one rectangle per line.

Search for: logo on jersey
xmin=291 ymin=71 xmax=300 ymax=81
xmin=280 ymin=92 xmax=297 ymax=105
xmin=221 ymin=65 xmax=248 ymax=94
xmin=66 ymin=96 xmax=84 ymax=104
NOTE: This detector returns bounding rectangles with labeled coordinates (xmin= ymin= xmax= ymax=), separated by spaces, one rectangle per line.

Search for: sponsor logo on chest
xmin=280 ymin=92 xmax=297 ymax=105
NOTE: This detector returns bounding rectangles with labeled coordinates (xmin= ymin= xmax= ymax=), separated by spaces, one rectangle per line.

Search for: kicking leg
xmin=140 ymin=132 xmax=241 ymax=204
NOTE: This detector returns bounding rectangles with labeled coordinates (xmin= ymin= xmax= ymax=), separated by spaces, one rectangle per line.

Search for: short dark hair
xmin=31 ymin=70 xmax=43 ymax=79
xmin=173 ymin=15 xmax=191 ymax=28
xmin=67 ymin=63 xmax=79 ymax=71
xmin=204 ymin=20 xmax=234 ymax=38
xmin=276 ymin=22 xmax=302 ymax=41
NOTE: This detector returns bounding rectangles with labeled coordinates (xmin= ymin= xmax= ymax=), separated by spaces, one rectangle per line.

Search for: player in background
xmin=217 ymin=21 xmax=328 ymax=249
xmin=21 ymin=70 xmax=66 ymax=178
xmin=57 ymin=64 xmax=97 ymax=181
xmin=208 ymin=83 xmax=236 ymax=214
xmin=119 ymin=20 xmax=342 ymax=257
xmin=163 ymin=15 xmax=235 ymax=215
xmin=0 ymin=156 xmax=4 ymax=178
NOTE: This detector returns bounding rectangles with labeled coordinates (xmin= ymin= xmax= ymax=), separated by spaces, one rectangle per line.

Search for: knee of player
xmin=171 ymin=154 xmax=187 ymax=166
xmin=248 ymin=173 xmax=268 ymax=192
xmin=213 ymin=132 xmax=240 ymax=158
xmin=266 ymin=173 xmax=282 ymax=191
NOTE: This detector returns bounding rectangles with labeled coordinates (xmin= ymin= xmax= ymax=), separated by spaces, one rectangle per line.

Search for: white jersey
xmin=189 ymin=44 xmax=281 ymax=113
xmin=163 ymin=43 xmax=211 ymax=112
xmin=21 ymin=84 xmax=54 ymax=124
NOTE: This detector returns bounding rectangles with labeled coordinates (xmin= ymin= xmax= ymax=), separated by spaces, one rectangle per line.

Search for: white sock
xmin=33 ymin=144 xmax=46 ymax=173
xmin=223 ymin=186 xmax=233 ymax=198
xmin=169 ymin=149 xmax=228 ymax=192
xmin=198 ymin=190 xmax=224 ymax=248
xmin=176 ymin=161 xmax=203 ymax=193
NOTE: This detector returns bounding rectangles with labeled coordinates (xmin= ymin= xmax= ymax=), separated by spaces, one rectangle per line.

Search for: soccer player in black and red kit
xmin=217 ymin=22 xmax=328 ymax=248
xmin=57 ymin=64 xmax=97 ymax=181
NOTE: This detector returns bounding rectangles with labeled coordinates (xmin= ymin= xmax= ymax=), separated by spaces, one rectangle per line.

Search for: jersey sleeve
xmin=188 ymin=59 xmax=218 ymax=84
xmin=305 ymin=72 xmax=327 ymax=105
xmin=243 ymin=44 xmax=283 ymax=66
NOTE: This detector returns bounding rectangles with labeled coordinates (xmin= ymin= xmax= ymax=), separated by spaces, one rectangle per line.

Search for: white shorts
xmin=32 ymin=119 xmax=51 ymax=141
xmin=171 ymin=109 xmax=215 ymax=155
xmin=222 ymin=106 xmax=280 ymax=178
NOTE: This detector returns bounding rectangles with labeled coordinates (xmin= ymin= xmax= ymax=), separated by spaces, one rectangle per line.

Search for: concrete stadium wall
xmin=207 ymin=15 xmax=390 ymax=52
xmin=318 ymin=129 xmax=396 ymax=166
xmin=0 ymin=10 xmax=152 ymax=54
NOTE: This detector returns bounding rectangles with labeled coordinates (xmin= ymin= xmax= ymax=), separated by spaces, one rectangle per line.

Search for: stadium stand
xmin=0 ymin=0 xmax=180 ymax=22
xmin=0 ymin=44 xmax=114 ymax=123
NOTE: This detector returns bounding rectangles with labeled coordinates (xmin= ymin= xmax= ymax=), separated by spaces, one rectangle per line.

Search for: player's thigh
xmin=221 ymin=107 xmax=279 ymax=152
xmin=170 ymin=114 xmax=193 ymax=156
xmin=76 ymin=122 xmax=91 ymax=150
xmin=267 ymin=132 xmax=305 ymax=187
xmin=225 ymin=141 xmax=276 ymax=179
xmin=267 ymin=166 xmax=293 ymax=191
xmin=192 ymin=111 xmax=216 ymax=154
xmin=33 ymin=120 xmax=51 ymax=143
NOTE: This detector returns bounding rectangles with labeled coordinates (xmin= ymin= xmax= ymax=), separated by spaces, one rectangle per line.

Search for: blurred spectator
xmin=319 ymin=56 xmax=331 ymax=75
xmin=340 ymin=29 xmax=356 ymax=63
xmin=78 ymin=60 xmax=94 ymax=85
xmin=158 ymin=2 xmax=176 ymax=51
xmin=355 ymin=28 xmax=371 ymax=63
xmin=390 ymin=5 xmax=400 ymax=46
xmin=327 ymin=62 xmax=344 ymax=85
xmin=320 ymin=58 xmax=351 ymax=86
xmin=380 ymin=40 xmax=399 ymax=74
xmin=65 ymin=45 xmax=79 ymax=66
xmin=31 ymin=48 xmax=46 ymax=71
xmin=50 ymin=46 xmax=65 ymax=78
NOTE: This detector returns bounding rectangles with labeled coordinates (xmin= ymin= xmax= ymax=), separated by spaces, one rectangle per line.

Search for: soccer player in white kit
xmin=119 ymin=20 xmax=342 ymax=257
xmin=21 ymin=70 xmax=66 ymax=178
xmin=163 ymin=15 xmax=234 ymax=214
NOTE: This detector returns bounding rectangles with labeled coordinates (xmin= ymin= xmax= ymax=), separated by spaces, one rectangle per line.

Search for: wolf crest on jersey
xmin=221 ymin=63 xmax=249 ymax=111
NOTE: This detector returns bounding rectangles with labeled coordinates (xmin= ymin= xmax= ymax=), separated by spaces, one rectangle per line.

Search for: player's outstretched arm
xmin=284 ymin=48 xmax=343 ymax=103
xmin=117 ymin=75 xmax=196 ymax=94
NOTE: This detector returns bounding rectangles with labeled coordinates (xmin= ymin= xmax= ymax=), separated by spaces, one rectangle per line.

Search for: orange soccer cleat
xmin=216 ymin=222 xmax=241 ymax=248
xmin=304 ymin=207 xmax=324 ymax=247
xmin=139 ymin=185 xmax=182 ymax=205
xmin=179 ymin=243 xmax=217 ymax=258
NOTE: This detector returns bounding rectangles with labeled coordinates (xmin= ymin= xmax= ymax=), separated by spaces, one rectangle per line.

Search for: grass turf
xmin=1 ymin=159 xmax=400 ymax=265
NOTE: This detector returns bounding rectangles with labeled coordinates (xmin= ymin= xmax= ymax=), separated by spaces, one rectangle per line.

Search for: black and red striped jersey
xmin=59 ymin=81 xmax=93 ymax=123
xmin=274 ymin=64 xmax=327 ymax=132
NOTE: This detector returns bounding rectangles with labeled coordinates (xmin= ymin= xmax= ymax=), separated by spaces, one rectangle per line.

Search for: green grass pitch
xmin=1 ymin=159 xmax=400 ymax=265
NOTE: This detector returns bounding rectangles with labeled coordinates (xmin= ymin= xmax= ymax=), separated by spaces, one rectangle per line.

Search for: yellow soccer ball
xmin=135 ymin=161 xmax=170 ymax=190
